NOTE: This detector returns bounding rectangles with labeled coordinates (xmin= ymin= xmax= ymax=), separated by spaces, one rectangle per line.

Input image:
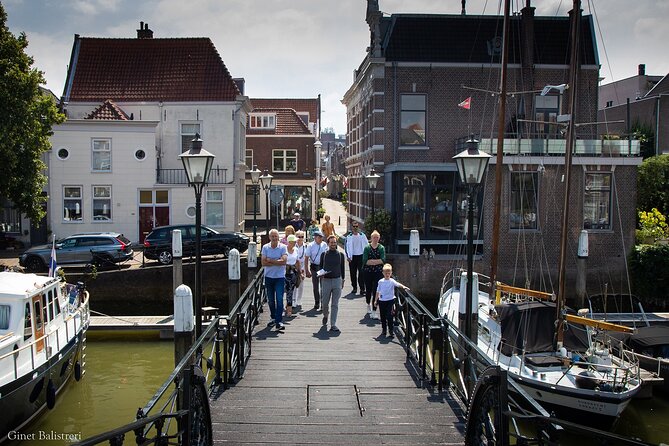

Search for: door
xmin=139 ymin=190 xmax=170 ymax=243
xmin=31 ymin=295 xmax=45 ymax=353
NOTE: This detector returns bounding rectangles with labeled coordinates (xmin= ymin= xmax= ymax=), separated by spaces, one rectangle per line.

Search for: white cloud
xmin=71 ymin=0 xmax=121 ymax=16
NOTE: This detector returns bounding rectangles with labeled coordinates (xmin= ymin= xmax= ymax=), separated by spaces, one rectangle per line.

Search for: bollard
xmin=228 ymin=248 xmax=240 ymax=281
xmin=247 ymin=242 xmax=258 ymax=269
xmin=172 ymin=230 xmax=183 ymax=293
xmin=174 ymin=284 xmax=194 ymax=367
xmin=409 ymin=229 xmax=420 ymax=257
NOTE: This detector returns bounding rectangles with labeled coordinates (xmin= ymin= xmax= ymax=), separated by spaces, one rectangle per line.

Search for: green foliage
xmin=318 ymin=189 xmax=328 ymax=199
xmin=629 ymin=244 xmax=669 ymax=301
xmin=0 ymin=5 xmax=65 ymax=222
xmin=637 ymin=154 xmax=669 ymax=216
xmin=364 ymin=208 xmax=393 ymax=244
xmin=341 ymin=191 xmax=348 ymax=207
xmin=636 ymin=208 xmax=669 ymax=243
xmin=631 ymin=121 xmax=656 ymax=159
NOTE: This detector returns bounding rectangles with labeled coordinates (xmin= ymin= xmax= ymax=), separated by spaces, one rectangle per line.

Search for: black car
xmin=143 ymin=224 xmax=249 ymax=265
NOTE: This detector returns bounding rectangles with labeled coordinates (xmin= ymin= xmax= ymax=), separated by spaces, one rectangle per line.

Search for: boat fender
xmin=74 ymin=361 xmax=82 ymax=381
xmin=46 ymin=379 xmax=56 ymax=409
xmin=558 ymin=347 xmax=568 ymax=357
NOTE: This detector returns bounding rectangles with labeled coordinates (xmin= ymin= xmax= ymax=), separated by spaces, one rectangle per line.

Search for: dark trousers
xmin=364 ymin=269 xmax=383 ymax=309
xmin=310 ymin=265 xmax=321 ymax=308
xmin=349 ymin=254 xmax=365 ymax=292
xmin=379 ymin=299 xmax=395 ymax=334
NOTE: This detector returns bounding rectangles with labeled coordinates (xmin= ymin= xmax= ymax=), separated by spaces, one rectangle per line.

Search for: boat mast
xmin=556 ymin=0 xmax=582 ymax=347
xmin=489 ymin=0 xmax=511 ymax=287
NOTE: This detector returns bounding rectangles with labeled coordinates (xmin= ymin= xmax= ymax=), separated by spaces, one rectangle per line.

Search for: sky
xmin=4 ymin=0 xmax=669 ymax=136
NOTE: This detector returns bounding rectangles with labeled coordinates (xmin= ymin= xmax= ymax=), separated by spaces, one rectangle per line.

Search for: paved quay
xmin=208 ymin=254 xmax=466 ymax=444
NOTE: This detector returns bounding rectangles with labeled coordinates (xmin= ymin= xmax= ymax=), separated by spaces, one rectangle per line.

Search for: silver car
xmin=19 ymin=232 xmax=133 ymax=272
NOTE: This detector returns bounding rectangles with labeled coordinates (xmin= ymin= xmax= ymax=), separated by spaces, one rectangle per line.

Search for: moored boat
xmin=0 ymin=271 xmax=89 ymax=442
xmin=438 ymin=269 xmax=641 ymax=422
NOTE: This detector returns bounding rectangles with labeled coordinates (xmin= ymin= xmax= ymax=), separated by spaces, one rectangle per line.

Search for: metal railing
xmin=156 ymin=168 xmax=231 ymax=185
xmin=456 ymin=134 xmax=640 ymax=156
xmin=74 ymin=268 xmax=267 ymax=446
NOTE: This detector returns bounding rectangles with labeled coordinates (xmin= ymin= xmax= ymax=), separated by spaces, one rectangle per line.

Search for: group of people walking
xmin=260 ymin=215 xmax=408 ymax=338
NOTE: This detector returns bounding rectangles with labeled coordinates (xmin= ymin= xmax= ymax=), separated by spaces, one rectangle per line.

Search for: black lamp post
xmin=248 ymin=165 xmax=261 ymax=243
xmin=259 ymin=169 xmax=273 ymax=235
xmin=365 ymin=168 xmax=380 ymax=225
xmin=179 ymin=133 xmax=215 ymax=339
xmin=453 ymin=139 xmax=490 ymax=344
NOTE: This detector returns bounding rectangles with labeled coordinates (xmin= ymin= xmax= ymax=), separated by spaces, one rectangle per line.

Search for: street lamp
xmin=453 ymin=138 xmax=490 ymax=344
xmin=314 ymin=140 xmax=322 ymax=195
xmin=248 ymin=165 xmax=261 ymax=243
xmin=259 ymin=169 xmax=273 ymax=236
xmin=179 ymin=133 xmax=215 ymax=339
xmin=365 ymin=168 xmax=381 ymax=225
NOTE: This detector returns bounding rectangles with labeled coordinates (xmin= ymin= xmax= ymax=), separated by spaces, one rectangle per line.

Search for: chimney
xmin=638 ymin=64 xmax=646 ymax=76
xmin=137 ymin=21 xmax=153 ymax=39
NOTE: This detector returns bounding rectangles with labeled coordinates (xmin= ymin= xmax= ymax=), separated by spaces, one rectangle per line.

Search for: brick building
xmin=245 ymin=98 xmax=320 ymax=232
xmin=343 ymin=1 xmax=642 ymax=295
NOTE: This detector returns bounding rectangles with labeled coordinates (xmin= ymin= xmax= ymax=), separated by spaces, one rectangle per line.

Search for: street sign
xmin=270 ymin=189 xmax=284 ymax=206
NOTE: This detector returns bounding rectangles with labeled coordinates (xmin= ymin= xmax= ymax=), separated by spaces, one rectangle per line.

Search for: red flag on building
xmin=458 ymin=97 xmax=471 ymax=110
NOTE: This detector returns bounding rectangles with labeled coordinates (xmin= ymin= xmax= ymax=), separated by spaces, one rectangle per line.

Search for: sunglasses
xmin=297 ymin=236 xmax=304 ymax=238
xmin=353 ymin=226 xmax=359 ymax=229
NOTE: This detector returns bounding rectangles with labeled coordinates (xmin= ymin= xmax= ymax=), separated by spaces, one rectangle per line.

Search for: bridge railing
xmin=74 ymin=268 xmax=267 ymax=446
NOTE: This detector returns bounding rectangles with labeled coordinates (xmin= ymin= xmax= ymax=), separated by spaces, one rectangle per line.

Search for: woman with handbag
xmin=284 ymin=234 xmax=302 ymax=317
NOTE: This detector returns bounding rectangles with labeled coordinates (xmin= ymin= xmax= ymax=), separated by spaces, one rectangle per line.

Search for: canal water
xmin=10 ymin=296 xmax=669 ymax=445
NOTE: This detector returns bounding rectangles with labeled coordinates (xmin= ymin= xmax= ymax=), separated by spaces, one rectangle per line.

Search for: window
xmin=584 ymin=173 xmax=611 ymax=230
xmin=0 ymin=198 xmax=21 ymax=233
xmin=63 ymin=186 xmax=83 ymax=221
xmin=206 ymin=190 xmax=224 ymax=226
xmin=606 ymin=100 xmax=613 ymax=108
xmin=249 ymin=113 xmax=276 ymax=129
xmin=181 ymin=123 xmax=201 ymax=152
xmin=283 ymin=186 xmax=312 ymax=219
xmin=93 ymin=186 xmax=112 ymax=221
xmin=297 ymin=112 xmax=309 ymax=125
xmin=429 ymin=174 xmax=454 ymax=235
xmin=245 ymin=185 xmax=259 ymax=215
xmin=0 ymin=304 xmax=9 ymax=330
xmin=273 ymin=149 xmax=297 ymax=172
xmin=57 ymin=148 xmax=70 ymax=160
xmin=534 ymin=95 xmax=559 ymax=137
xmin=245 ymin=149 xmax=254 ymax=170
xmin=400 ymin=94 xmax=426 ymax=146
xmin=24 ymin=303 xmax=31 ymax=340
xmin=135 ymin=149 xmax=146 ymax=161
xmin=510 ymin=172 xmax=538 ymax=230
xmin=92 ymin=139 xmax=111 ymax=171
xmin=402 ymin=174 xmax=426 ymax=233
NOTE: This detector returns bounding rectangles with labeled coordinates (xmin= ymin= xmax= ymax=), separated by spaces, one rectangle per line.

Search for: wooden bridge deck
xmin=209 ymin=276 xmax=466 ymax=445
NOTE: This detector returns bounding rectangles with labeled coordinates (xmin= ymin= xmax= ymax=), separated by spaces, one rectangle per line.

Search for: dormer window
xmin=250 ymin=113 xmax=276 ymax=129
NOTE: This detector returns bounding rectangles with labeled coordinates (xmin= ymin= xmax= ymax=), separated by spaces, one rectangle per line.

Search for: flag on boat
xmin=48 ymin=235 xmax=58 ymax=277
xmin=458 ymin=97 xmax=471 ymax=110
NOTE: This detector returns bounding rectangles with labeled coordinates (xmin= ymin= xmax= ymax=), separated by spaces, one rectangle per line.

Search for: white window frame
xmin=63 ymin=186 xmax=83 ymax=222
xmin=180 ymin=122 xmax=201 ymax=153
xmin=245 ymin=149 xmax=254 ymax=170
xmin=250 ymin=113 xmax=276 ymax=129
xmin=92 ymin=185 xmax=112 ymax=222
xmin=272 ymin=149 xmax=298 ymax=173
xmin=91 ymin=138 xmax=111 ymax=172
xmin=583 ymin=172 xmax=612 ymax=230
xmin=205 ymin=190 xmax=224 ymax=226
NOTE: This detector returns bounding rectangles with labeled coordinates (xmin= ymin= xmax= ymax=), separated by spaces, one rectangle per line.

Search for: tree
xmin=0 ymin=4 xmax=64 ymax=223
xmin=631 ymin=121 xmax=656 ymax=159
xmin=637 ymin=154 xmax=669 ymax=216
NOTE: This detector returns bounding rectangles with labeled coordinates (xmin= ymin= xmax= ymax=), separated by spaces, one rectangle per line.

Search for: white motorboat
xmin=438 ymin=269 xmax=641 ymax=422
xmin=0 ymin=271 xmax=90 ymax=441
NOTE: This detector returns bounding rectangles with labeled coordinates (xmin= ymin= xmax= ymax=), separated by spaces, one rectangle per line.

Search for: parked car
xmin=19 ymin=232 xmax=133 ymax=272
xmin=0 ymin=232 xmax=23 ymax=250
xmin=143 ymin=224 xmax=249 ymax=265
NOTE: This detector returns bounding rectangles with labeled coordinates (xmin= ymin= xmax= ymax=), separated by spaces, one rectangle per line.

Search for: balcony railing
xmin=456 ymin=135 xmax=640 ymax=157
xmin=156 ymin=168 xmax=230 ymax=185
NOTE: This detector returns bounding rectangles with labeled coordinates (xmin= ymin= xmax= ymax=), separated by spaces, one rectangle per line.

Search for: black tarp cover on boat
xmin=496 ymin=301 xmax=589 ymax=356
xmin=620 ymin=325 xmax=669 ymax=351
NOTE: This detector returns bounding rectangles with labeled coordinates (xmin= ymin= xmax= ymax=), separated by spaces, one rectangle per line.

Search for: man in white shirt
xmin=345 ymin=222 xmax=368 ymax=295
xmin=304 ymin=231 xmax=327 ymax=310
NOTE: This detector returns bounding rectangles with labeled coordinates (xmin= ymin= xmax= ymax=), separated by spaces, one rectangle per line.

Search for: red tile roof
xmin=85 ymin=99 xmax=130 ymax=120
xmin=64 ymin=37 xmax=241 ymax=102
xmin=247 ymin=108 xmax=312 ymax=135
xmin=250 ymin=98 xmax=319 ymax=124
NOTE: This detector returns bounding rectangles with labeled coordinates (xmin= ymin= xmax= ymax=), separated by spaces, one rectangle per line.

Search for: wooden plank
xmin=209 ymin=273 xmax=465 ymax=444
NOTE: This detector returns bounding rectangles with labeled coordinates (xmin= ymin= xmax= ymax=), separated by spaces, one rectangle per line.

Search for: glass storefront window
xmin=283 ymin=186 xmax=312 ymax=220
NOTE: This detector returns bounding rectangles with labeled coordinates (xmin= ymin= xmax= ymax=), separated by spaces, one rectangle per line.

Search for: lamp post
xmin=259 ymin=169 xmax=273 ymax=236
xmin=248 ymin=165 xmax=261 ymax=243
xmin=179 ymin=133 xmax=215 ymax=339
xmin=453 ymin=139 xmax=491 ymax=343
xmin=365 ymin=168 xmax=380 ymax=226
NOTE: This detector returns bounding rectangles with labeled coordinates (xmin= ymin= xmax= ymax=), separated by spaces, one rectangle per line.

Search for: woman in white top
xmin=293 ymin=230 xmax=307 ymax=309
xmin=284 ymin=234 xmax=302 ymax=317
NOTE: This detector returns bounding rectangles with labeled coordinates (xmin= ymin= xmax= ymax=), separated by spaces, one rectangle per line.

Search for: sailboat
xmin=437 ymin=0 xmax=641 ymax=422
